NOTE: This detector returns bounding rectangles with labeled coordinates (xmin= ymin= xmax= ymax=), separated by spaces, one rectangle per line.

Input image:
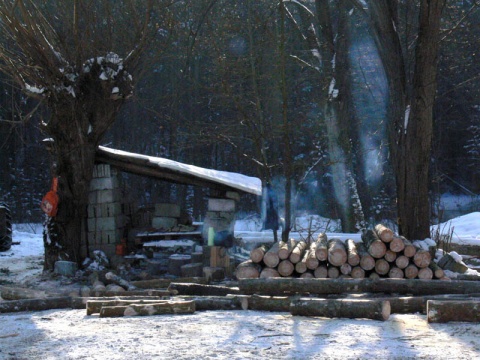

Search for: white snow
xmin=2 ymin=214 xmax=480 ymax=359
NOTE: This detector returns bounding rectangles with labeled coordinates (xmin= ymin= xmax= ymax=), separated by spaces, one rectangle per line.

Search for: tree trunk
xmin=99 ymin=300 xmax=195 ymax=317
xmin=427 ymin=299 xmax=480 ymax=323
xmin=290 ymin=298 xmax=390 ymax=321
xmin=246 ymin=294 xmax=291 ymax=312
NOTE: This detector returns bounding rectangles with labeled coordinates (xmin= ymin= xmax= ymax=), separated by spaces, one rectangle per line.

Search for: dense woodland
xmin=0 ymin=0 xmax=479 ymax=235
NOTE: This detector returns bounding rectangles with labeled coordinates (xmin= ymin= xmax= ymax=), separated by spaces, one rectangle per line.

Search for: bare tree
xmin=0 ymin=0 xmax=168 ymax=269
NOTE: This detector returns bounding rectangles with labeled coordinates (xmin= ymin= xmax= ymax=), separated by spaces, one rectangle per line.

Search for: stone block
xmin=208 ymin=198 xmax=236 ymax=212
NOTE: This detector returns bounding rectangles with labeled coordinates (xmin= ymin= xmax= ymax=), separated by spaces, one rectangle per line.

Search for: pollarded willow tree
xmin=0 ymin=0 xmax=172 ymax=270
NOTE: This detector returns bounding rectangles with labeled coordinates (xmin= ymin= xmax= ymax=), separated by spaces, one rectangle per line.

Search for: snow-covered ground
xmin=1 ymin=215 xmax=480 ymax=359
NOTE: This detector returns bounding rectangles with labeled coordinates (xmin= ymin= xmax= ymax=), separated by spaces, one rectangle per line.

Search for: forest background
xmin=0 ymin=0 xmax=479 ymax=240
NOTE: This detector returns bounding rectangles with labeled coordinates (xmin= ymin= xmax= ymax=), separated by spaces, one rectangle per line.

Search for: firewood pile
xmin=236 ymin=224 xmax=447 ymax=280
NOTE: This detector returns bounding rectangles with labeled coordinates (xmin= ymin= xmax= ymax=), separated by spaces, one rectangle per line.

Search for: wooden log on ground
xmin=181 ymin=263 xmax=204 ymax=278
xmin=235 ymin=260 xmax=261 ymax=279
xmin=351 ymin=266 xmax=365 ymax=279
xmin=99 ymin=300 xmax=195 ymax=317
xmin=263 ymin=241 xmax=281 ymax=268
xmin=327 ymin=266 xmax=340 ymax=279
xmin=250 ymin=244 xmax=269 ymax=263
xmin=402 ymin=237 xmax=417 ymax=257
xmin=384 ymin=250 xmax=397 ymax=263
xmin=0 ymin=286 xmax=47 ymax=300
xmin=246 ymin=294 xmax=292 ymax=312
xmin=238 ymin=278 xmax=480 ymax=296
xmin=374 ymin=224 xmax=394 ymax=243
xmin=437 ymin=253 xmax=469 ymax=273
xmin=361 ymin=229 xmax=387 ymax=258
xmin=327 ymin=238 xmax=347 ymax=266
xmin=418 ymin=267 xmax=433 ymax=280
xmin=90 ymin=289 xmax=171 ymax=297
xmin=413 ymin=249 xmax=432 ymax=269
xmin=176 ymin=295 xmax=248 ymax=311
xmin=0 ymin=296 xmax=72 ymax=313
xmin=87 ymin=299 xmax=169 ymax=315
xmin=260 ymin=267 xmax=280 ymax=278
xmin=388 ymin=267 xmax=404 ymax=279
xmin=289 ymin=241 xmax=308 ymax=264
xmin=295 ymin=254 xmax=308 ymax=274
xmin=130 ymin=277 xmax=207 ymax=289
xmin=290 ymin=298 xmax=390 ymax=321
xmin=395 ymin=255 xmax=410 ymax=269
xmin=315 ymin=233 xmax=328 ymax=261
xmin=278 ymin=259 xmax=295 ymax=277
xmin=167 ymin=282 xmax=239 ymax=296
xmin=306 ymin=242 xmax=320 ymax=269
xmin=429 ymin=262 xmax=445 ymax=279
xmin=427 ymin=299 xmax=480 ymax=323
xmin=278 ymin=239 xmax=297 ymax=260
xmin=314 ymin=264 xmax=328 ymax=278
xmin=375 ymin=259 xmax=390 ymax=276
xmin=357 ymin=243 xmax=375 ymax=271
xmin=389 ymin=236 xmax=406 ymax=253
xmin=404 ymin=264 xmax=419 ymax=279
xmin=105 ymin=272 xmax=136 ymax=291
xmin=345 ymin=239 xmax=360 ymax=266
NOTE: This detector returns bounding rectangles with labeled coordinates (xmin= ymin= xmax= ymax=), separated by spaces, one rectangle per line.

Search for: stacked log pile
xmin=236 ymin=224 xmax=445 ymax=280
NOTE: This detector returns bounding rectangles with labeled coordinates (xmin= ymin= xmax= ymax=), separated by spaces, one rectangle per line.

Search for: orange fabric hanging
xmin=41 ymin=177 xmax=59 ymax=217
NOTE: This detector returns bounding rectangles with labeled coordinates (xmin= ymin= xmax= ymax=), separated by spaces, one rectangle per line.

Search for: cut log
xmin=350 ymin=266 xmax=365 ymax=279
xmin=176 ymin=295 xmax=248 ymax=311
xmin=99 ymin=300 xmax=195 ymax=317
xmin=389 ymin=236 xmax=406 ymax=253
xmin=375 ymin=259 xmax=390 ymax=276
xmin=327 ymin=266 xmax=340 ymax=279
xmin=181 ymin=263 xmax=204 ymax=278
xmin=314 ymin=264 xmax=328 ymax=278
xmin=235 ymin=260 xmax=261 ymax=279
xmin=327 ymin=238 xmax=347 ymax=266
xmin=289 ymin=241 xmax=308 ymax=264
xmin=413 ymin=250 xmax=431 ymax=269
xmin=384 ymin=250 xmax=397 ymax=263
xmin=263 ymin=241 xmax=281 ymax=268
xmin=417 ymin=267 xmax=433 ymax=280
xmin=305 ymin=248 xmax=320 ymax=270
xmin=388 ymin=267 xmax=404 ymax=279
xmin=356 ymin=243 xmax=375 ymax=271
xmin=167 ymin=282 xmax=239 ymax=296
xmin=437 ymin=253 xmax=469 ymax=273
xmin=246 ymin=294 xmax=291 ymax=312
xmin=0 ymin=286 xmax=47 ymax=300
xmin=0 ymin=296 xmax=72 ymax=313
xmin=300 ymin=272 xmax=314 ymax=278
xmin=278 ymin=259 xmax=295 ymax=277
xmin=90 ymin=289 xmax=171 ymax=297
xmin=250 ymin=244 xmax=269 ymax=263
xmin=295 ymin=256 xmax=308 ymax=274
xmin=87 ymin=299 xmax=169 ymax=315
xmin=315 ymin=233 xmax=328 ymax=261
xmin=402 ymin=237 xmax=417 ymax=258
xmin=260 ymin=267 xmax=280 ymax=278
xmin=429 ymin=261 xmax=445 ymax=279
xmin=427 ymin=299 xmax=480 ymax=323
xmin=168 ymin=255 xmax=192 ymax=276
xmin=369 ymin=272 xmax=380 ymax=279
xmin=374 ymin=224 xmax=394 ymax=243
xmin=404 ymin=264 xmax=419 ymax=279
xmin=361 ymin=229 xmax=387 ymax=258
xmin=278 ymin=239 xmax=297 ymax=260
xmin=130 ymin=277 xmax=207 ymax=289
xmin=395 ymin=255 xmax=410 ymax=269
xmin=345 ymin=239 xmax=360 ymax=266
xmin=340 ymin=263 xmax=352 ymax=276
xmin=290 ymin=298 xmax=390 ymax=321
xmin=105 ymin=272 xmax=136 ymax=291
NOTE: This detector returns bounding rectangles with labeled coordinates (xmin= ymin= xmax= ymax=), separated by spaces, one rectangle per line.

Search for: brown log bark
xmin=374 ymin=224 xmax=394 ymax=243
xmin=289 ymin=241 xmax=308 ymax=264
xmin=375 ymin=259 xmax=390 ymax=276
xmin=167 ymin=282 xmax=239 ymax=296
xmin=235 ymin=260 xmax=261 ymax=279
xmin=429 ymin=261 xmax=445 ymax=279
xmin=315 ymin=233 xmax=328 ymax=261
xmin=246 ymin=294 xmax=291 ymax=312
xmin=250 ymin=244 xmax=269 ymax=263
xmin=345 ymin=239 xmax=360 ymax=266
xmin=327 ymin=238 xmax=347 ymax=266
xmin=402 ymin=237 xmax=417 ymax=258
xmin=413 ymin=249 xmax=431 ymax=268
xmin=427 ymin=299 xmax=480 ymax=323
xmin=351 ymin=266 xmax=365 ymax=279
xmin=389 ymin=236 xmax=406 ymax=253
xmin=327 ymin=266 xmax=340 ymax=279
xmin=388 ymin=267 xmax=404 ymax=279
xmin=87 ymin=299 xmax=169 ymax=315
xmin=314 ymin=264 xmax=328 ymax=278
xmin=384 ymin=250 xmax=397 ymax=263
xmin=0 ymin=296 xmax=72 ymax=313
xmin=418 ymin=267 xmax=433 ymax=280
xmin=278 ymin=259 xmax=295 ymax=277
xmin=0 ymin=286 xmax=47 ymax=300
xmin=404 ymin=264 xmax=419 ymax=279
xmin=356 ymin=243 xmax=375 ymax=271
xmin=361 ymin=230 xmax=387 ymax=258
xmin=99 ymin=300 xmax=195 ymax=317
xmin=176 ymin=295 xmax=248 ymax=311
xmin=278 ymin=239 xmax=297 ymax=260
xmin=263 ymin=241 xmax=281 ymax=268
xmin=290 ymin=298 xmax=390 ymax=321
xmin=130 ymin=277 xmax=207 ymax=289
xmin=260 ymin=267 xmax=280 ymax=278
xmin=395 ymin=255 xmax=410 ymax=269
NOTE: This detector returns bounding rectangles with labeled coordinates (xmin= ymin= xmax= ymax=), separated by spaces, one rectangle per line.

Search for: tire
xmin=0 ymin=202 xmax=12 ymax=252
